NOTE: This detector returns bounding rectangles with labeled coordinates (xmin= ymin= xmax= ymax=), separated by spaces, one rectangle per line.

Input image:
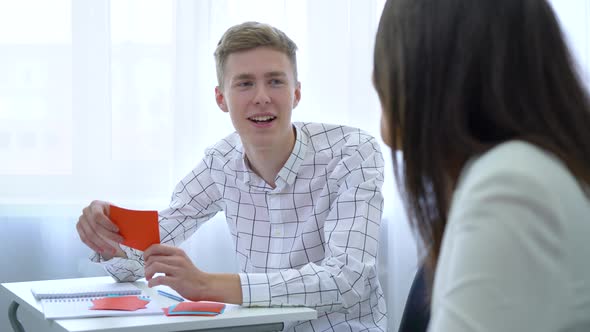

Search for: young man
xmin=77 ymin=21 xmax=387 ymax=331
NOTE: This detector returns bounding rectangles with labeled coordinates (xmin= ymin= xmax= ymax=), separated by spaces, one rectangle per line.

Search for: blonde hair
xmin=214 ymin=21 xmax=298 ymax=87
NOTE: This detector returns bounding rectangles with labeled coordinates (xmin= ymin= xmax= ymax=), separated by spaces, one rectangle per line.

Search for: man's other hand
xmin=144 ymin=244 xmax=242 ymax=304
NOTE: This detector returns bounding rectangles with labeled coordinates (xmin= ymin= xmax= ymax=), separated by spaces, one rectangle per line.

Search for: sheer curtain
xmin=0 ymin=0 xmax=390 ymax=216
xmin=551 ymin=0 xmax=590 ymax=88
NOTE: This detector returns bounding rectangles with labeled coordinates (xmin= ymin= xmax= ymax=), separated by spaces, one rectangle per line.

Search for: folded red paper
xmin=109 ymin=205 xmax=160 ymax=251
xmin=90 ymin=296 xmax=150 ymax=311
xmin=164 ymin=301 xmax=226 ymax=316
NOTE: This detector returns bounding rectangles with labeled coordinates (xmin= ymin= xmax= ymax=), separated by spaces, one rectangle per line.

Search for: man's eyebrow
xmin=232 ymin=73 xmax=255 ymax=81
xmin=264 ymin=71 xmax=287 ymax=78
xmin=231 ymin=71 xmax=288 ymax=82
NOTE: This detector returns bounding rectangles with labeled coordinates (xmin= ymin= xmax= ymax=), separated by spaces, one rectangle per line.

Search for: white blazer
xmin=429 ymin=140 xmax=590 ymax=331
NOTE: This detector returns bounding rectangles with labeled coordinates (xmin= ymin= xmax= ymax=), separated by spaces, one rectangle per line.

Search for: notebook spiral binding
xmin=46 ymin=295 xmax=151 ymax=303
xmin=46 ymin=297 xmax=102 ymax=303
xmin=45 ymin=290 xmax=141 ymax=299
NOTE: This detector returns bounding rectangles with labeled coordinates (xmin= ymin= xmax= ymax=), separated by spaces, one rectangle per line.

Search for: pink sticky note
xmin=90 ymin=296 xmax=150 ymax=311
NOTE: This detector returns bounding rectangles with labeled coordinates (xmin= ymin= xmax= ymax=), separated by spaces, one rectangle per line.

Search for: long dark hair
xmin=373 ymin=0 xmax=590 ymax=293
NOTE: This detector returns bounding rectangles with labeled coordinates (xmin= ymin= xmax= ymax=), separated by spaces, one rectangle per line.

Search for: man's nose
xmin=253 ymin=86 xmax=271 ymax=105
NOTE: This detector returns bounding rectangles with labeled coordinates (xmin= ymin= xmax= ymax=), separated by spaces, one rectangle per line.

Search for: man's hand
xmin=76 ymin=200 xmax=125 ymax=258
xmin=144 ymin=244 xmax=242 ymax=304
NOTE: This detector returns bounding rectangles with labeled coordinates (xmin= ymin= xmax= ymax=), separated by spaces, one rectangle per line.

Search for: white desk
xmin=1 ymin=276 xmax=317 ymax=332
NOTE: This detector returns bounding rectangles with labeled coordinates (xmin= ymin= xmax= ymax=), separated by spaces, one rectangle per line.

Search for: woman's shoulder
xmin=452 ymin=140 xmax=590 ymax=228
xmin=470 ymin=140 xmax=562 ymax=172
xmin=459 ymin=140 xmax=579 ymax=195
xmin=453 ymin=140 xmax=590 ymax=234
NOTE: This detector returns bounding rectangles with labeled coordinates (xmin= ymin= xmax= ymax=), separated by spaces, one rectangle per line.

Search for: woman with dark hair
xmin=373 ymin=0 xmax=590 ymax=330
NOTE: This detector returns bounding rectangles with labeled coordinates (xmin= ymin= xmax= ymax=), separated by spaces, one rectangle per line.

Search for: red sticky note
xmin=171 ymin=301 xmax=226 ymax=313
xmin=109 ymin=205 xmax=160 ymax=251
xmin=90 ymin=296 xmax=150 ymax=311
xmin=163 ymin=307 xmax=220 ymax=316
xmin=164 ymin=301 xmax=226 ymax=316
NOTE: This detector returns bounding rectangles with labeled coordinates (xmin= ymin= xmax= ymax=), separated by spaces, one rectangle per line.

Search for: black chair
xmin=398 ymin=265 xmax=431 ymax=332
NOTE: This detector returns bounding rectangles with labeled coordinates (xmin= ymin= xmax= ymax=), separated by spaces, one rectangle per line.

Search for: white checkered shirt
xmin=95 ymin=122 xmax=387 ymax=331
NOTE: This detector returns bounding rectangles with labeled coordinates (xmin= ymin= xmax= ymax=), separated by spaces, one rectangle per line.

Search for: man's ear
xmin=293 ymin=82 xmax=301 ymax=108
xmin=215 ymin=86 xmax=229 ymax=112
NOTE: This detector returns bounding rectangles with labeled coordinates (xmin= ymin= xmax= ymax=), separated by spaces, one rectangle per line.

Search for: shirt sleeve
xmin=428 ymin=162 xmax=569 ymax=331
xmin=239 ymin=137 xmax=385 ymax=314
xmin=91 ymin=156 xmax=224 ymax=282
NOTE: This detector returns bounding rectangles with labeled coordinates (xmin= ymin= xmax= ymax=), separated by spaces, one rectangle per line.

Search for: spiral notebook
xmin=31 ymin=281 xmax=163 ymax=319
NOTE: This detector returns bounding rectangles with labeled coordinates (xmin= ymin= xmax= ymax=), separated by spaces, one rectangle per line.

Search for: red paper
xmin=90 ymin=296 xmax=150 ymax=311
xmin=164 ymin=301 xmax=226 ymax=316
xmin=171 ymin=301 xmax=225 ymax=313
xmin=163 ymin=308 xmax=219 ymax=316
xmin=109 ymin=205 xmax=160 ymax=251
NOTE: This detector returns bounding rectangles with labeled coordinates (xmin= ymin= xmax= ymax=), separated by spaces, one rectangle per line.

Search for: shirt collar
xmin=276 ymin=122 xmax=308 ymax=187
xmin=241 ymin=123 xmax=309 ymax=190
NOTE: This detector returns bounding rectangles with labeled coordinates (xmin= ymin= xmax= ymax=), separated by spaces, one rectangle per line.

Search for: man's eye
xmin=269 ymin=79 xmax=284 ymax=86
xmin=237 ymin=81 xmax=253 ymax=87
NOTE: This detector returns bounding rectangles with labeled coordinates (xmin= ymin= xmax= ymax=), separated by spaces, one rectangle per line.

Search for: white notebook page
xmin=41 ymin=296 xmax=163 ymax=319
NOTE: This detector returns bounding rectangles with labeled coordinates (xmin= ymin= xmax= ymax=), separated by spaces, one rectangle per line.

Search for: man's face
xmin=215 ymin=47 xmax=301 ymax=150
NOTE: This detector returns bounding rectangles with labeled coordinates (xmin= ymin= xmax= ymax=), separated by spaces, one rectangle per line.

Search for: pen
xmin=157 ymin=289 xmax=185 ymax=302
